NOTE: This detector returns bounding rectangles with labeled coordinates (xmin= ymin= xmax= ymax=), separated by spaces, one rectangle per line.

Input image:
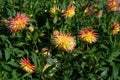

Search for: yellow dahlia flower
xmin=42 ymin=63 xmax=52 ymax=72
xmin=8 ymin=14 xmax=29 ymax=32
xmin=84 ymin=7 xmax=91 ymax=14
xmin=78 ymin=29 xmax=98 ymax=44
xmin=97 ymin=10 xmax=103 ymax=18
xmin=41 ymin=47 xmax=51 ymax=56
xmin=52 ymin=30 xmax=76 ymax=52
xmin=112 ymin=21 xmax=120 ymax=35
xmin=64 ymin=5 xmax=75 ymax=18
xmin=28 ymin=26 xmax=34 ymax=32
xmin=20 ymin=57 xmax=36 ymax=72
xmin=50 ymin=5 xmax=60 ymax=17
xmin=106 ymin=0 xmax=118 ymax=11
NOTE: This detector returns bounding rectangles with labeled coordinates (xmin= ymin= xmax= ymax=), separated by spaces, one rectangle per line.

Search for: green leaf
xmin=81 ymin=62 xmax=86 ymax=69
xmin=15 ymin=42 xmax=25 ymax=47
xmin=46 ymin=57 xmax=55 ymax=65
xmin=100 ymin=44 xmax=108 ymax=49
xmin=108 ymin=51 xmax=120 ymax=62
xmin=13 ymin=48 xmax=25 ymax=57
xmin=1 ymin=63 xmax=12 ymax=71
xmin=33 ymin=31 xmax=39 ymax=41
xmin=7 ymin=59 xmax=19 ymax=68
xmin=88 ymin=74 xmax=96 ymax=80
xmin=22 ymin=72 xmax=32 ymax=78
xmin=6 ymin=8 xmax=13 ymax=17
xmin=45 ymin=19 xmax=50 ymax=29
xmin=0 ymin=35 xmax=11 ymax=48
xmin=5 ymin=48 xmax=11 ymax=61
xmin=89 ymin=47 xmax=97 ymax=53
xmin=12 ymin=70 xmax=18 ymax=79
xmin=111 ymin=51 xmax=120 ymax=58
xmin=112 ymin=65 xmax=118 ymax=80
xmin=53 ymin=16 xmax=57 ymax=24
xmin=101 ymin=70 xmax=108 ymax=77
xmin=31 ymin=52 xmax=37 ymax=66
xmin=0 ymin=50 xmax=2 ymax=59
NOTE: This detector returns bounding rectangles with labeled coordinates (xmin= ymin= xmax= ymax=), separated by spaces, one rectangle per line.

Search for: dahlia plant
xmin=0 ymin=0 xmax=120 ymax=80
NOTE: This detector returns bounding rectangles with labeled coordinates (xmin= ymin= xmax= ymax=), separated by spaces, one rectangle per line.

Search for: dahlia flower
xmin=112 ymin=21 xmax=120 ymax=35
xmin=41 ymin=47 xmax=51 ymax=56
xmin=28 ymin=26 xmax=34 ymax=32
xmin=84 ymin=7 xmax=91 ymax=14
xmin=97 ymin=10 xmax=103 ymax=18
xmin=78 ymin=29 xmax=98 ymax=44
xmin=64 ymin=5 xmax=75 ymax=18
xmin=84 ymin=5 xmax=103 ymax=18
xmin=106 ymin=0 xmax=118 ymax=11
xmin=50 ymin=5 xmax=60 ymax=17
xmin=92 ymin=5 xmax=103 ymax=18
xmin=20 ymin=57 xmax=36 ymax=72
xmin=42 ymin=63 xmax=51 ymax=72
xmin=52 ymin=30 xmax=76 ymax=52
xmin=8 ymin=14 xmax=29 ymax=32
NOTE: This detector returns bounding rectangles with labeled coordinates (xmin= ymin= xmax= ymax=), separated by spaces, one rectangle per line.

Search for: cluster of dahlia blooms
xmin=8 ymin=14 xmax=29 ymax=33
xmin=49 ymin=5 xmax=75 ymax=19
xmin=106 ymin=0 xmax=119 ymax=11
xmin=78 ymin=28 xmax=98 ymax=44
xmin=84 ymin=5 xmax=103 ymax=18
xmin=10 ymin=11 xmax=99 ymax=74
xmin=52 ymin=30 xmax=76 ymax=52
xmin=20 ymin=57 xmax=36 ymax=72
xmin=112 ymin=21 xmax=120 ymax=35
xmin=5 ymin=0 xmax=120 ymax=75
